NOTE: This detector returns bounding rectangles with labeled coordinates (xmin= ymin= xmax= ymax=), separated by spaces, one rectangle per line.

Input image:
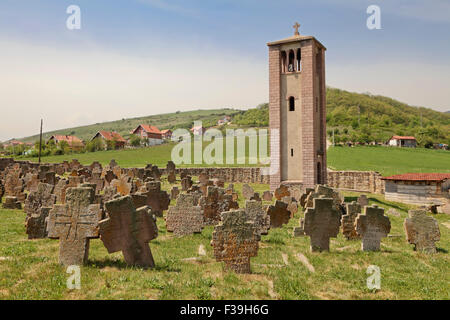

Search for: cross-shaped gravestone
xmin=245 ymin=200 xmax=270 ymax=236
xmin=341 ymin=201 xmax=362 ymax=240
xmin=4 ymin=169 xmax=26 ymax=202
xmin=404 ymin=210 xmax=440 ymax=253
xmin=266 ymin=200 xmax=291 ymax=228
xmin=25 ymin=183 xmax=56 ymax=239
xmin=355 ymin=205 xmax=391 ymax=251
xmin=166 ymin=193 xmax=204 ymax=237
xmin=274 ymin=184 xmax=290 ymax=201
xmin=211 ymin=209 xmax=260 ymax=274
xmin=111 ymin=176 xmax=132 ymax=196
xmin=47 ymin=187 xmax=102 ymax=266
xmin=303 ymin=197 xmax=341 ymax=252
xmin=99 ymin=196 xmax=158 ymax=268
xmin=181 ymin=176 xmax=193 ymax=191
xmin=141 ymin=181 xmax=170 ymax=217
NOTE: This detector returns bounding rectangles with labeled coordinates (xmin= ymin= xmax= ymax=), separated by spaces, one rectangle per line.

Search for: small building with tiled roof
xmin=91 ymin=131 xmax=126 ymax=149
xmin=161 ymin=129 xmax=172 ymax=140
xmin=382 ymin=173 xmax=450 ymax=205
xmin=48 ymin=135 xmax=84 ymax=151
xmin=131 ymin=124 xmax=163 ymax=146
xmin=387 ymin=136 xmax=417 ymax=148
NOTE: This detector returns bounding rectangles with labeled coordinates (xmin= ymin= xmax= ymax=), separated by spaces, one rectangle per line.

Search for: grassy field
xmin=327 ymin=146 xmax=450 ymax=176
xmin=18 ymin=144 xmax=450 ymax=177
xmin=0 ymin=180 xmax=449 ymax=300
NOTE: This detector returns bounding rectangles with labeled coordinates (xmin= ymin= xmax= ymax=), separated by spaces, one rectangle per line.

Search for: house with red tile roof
xmin=382 ymin=173 xmax=450 ymax=205
xmin=131 ymin=124 xmax=163 ymax=146
xmin=387 ymin=135 xmax=417 ymax=148
xmin=161 ymin=129 xmax=172 ymax=140
xmin=91 ymin=131 xmax=126 ymax=149
xmin=48 ymin=135 xmax=84 ymax=151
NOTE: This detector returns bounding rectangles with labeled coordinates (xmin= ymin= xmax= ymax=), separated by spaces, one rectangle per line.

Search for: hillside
xmin=10 ymin=88 xmax=450 ymax=147
xmin=232 ymin=88 xmax=450 ymax=146
xmin=16 ymin=109 xmax=240 ymax=144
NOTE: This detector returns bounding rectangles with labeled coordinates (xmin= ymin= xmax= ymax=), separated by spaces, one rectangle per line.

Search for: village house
xmin=383 ymin=173 xmax=450 ymax=205
xmin=131 ymin=124 xmax=163 ymax=146
xmin=161 ymin=129 xmax=172 ymax=140
xmin=387 ymin=136 xmax=417 ymax=148
xmin=217 ymin=115 xmax=232 ymax=126
xmin=48 ymin=135 xmax=84 ymax=151
xmin=190 ymin=125 xmax=206 ymax=136
xmin=91 ymin=131 xmax=126 ymax=149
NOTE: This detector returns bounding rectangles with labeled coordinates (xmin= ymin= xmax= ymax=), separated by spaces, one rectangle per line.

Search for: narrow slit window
xmin=289 ymin=97 xmax=295 ymax=111
xmin=291 ymin=148 xmax=294 ymax=157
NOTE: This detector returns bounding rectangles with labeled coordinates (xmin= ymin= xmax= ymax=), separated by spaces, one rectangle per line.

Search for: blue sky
xmin=0 ymin=0 xmax=449 ymax=141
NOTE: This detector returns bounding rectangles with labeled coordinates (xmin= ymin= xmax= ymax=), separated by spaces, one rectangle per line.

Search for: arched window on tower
xmin=288 ymin=50 xmax=295 ymax=72
xmin=289 ymin=96 xmax=295 ymax=111
xmin=281 ymin=51 xmax=287 ymax=73
xmin=296 ymin=48 xmax=301 ymax=71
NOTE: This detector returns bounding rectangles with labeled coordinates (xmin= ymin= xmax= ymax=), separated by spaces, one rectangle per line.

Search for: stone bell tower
xmin=268 ymin=23 xmax=327 ymax=191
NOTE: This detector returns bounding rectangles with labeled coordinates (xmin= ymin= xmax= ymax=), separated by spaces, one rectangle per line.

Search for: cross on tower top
xmin=293 ymin=22 xmax=300 ymax=36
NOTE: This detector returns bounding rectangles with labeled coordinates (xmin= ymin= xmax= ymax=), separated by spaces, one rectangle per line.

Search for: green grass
xmin=328 ymin=146 xmax=450 ymax=176
xmin=19 ymin=144 xmax=450 ymax=177
xmin=1 ymin=182 xmax=449 ymax=300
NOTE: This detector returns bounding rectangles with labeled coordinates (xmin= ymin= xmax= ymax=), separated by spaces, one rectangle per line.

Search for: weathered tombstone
xmin=167 ymin=171 xmax=176 ymax=184
xmin=25 ymin=173 xmax=39 ymax=193
xmin=24 ymin=183 xmax=56 ymax=239
xmin=2 ymin=196 xmax=22 ymax=209
xmin=262 ymin=191 xmax=273 ymax=202
xmin=141 ymin=181 xmax=170 ymax=217
xmin=214 ymin=179 xmax=225 ymax=188
xmin=4 ymin=169 xmax=26 ymax=202
xmin=47 ymin=187 xmax=102 ymax=266
xmin=111 ymin=176 xmax=132 ymax=196
xmin=170 ymin=186 xmax=180 ymax=200
xmin=274 ymin=184 xmax=290 ymax=201
xmin=357 ymin=194 xmax=369 ymax=208
xmin=303 ymin=197 xmax=341 ymax=252
xmin=225 ymin=183 xmax=234 ymax=195
xmin=211 ymin=209 xmax=260 ymax=274
xmin=102 ymin=186 xmax=119 ymax=204
xmin=289 ymin=185 xmax=303 ymax=202
xmin=404 ymin=210 xmax=440 ymax=253
xmin=103 ymin=170 xmax=117 ymax=185
xmin=200 ymin=186 xmax=238 ymax=226
xmin=242 ymin=184 xmax=255 ymax=200
xmin=181 ymin=176 xmax=193 ymax=191
xmin=151 ymin=166 xmax=161 ymax=181
xmin=166 ymin=193 xmax=204 ymax=237
xmin=250 ymin=192 xmax=262 ymax=202
xmin=131 ymin=193 xmax=148 ymax=209
xmin=300 ymin=188 xmax=314 ymax=207
xmin=54 ymin=179 xmax=68 ymax=203
xmin=355 ymin=205 xmax=391 ymax=251
xmin=60 ymin=176 xmax=84 ymax=203
xmin=198 ymin=172 xmax=209 ymax=185
xmin=266 ymin=200 xmax=291 ymax=228
xmin=109 ymin=159 xmax=118 ymax=168
xmin=245 ymin=200 xmax=270 ymax=235
xmin=99 ymin=196 xmax=158 ymax=268
xmin=341 ymin=201 xmax=362 ymax=240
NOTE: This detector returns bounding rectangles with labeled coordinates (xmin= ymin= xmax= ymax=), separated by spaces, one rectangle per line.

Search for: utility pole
xmin=38 ymin=119 xmax=43 ymax=165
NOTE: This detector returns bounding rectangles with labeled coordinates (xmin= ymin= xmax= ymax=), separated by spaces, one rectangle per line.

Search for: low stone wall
xmin=327 ymin=170 xmax=385 ymax=194
xmin=161 ymin=167 xmax=271 ymax=184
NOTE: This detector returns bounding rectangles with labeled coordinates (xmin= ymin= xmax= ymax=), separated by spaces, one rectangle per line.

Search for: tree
xmin=129 ymin=135 xmax=142 ymax=147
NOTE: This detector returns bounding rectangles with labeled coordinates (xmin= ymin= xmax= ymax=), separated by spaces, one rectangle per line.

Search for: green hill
xmin=17 ymin=109 xmax=240 ymax=144
xmin=11 ymin=88 xmax=450 ymax=147
xmin=233 ymin=88 xmax=450 ymax=146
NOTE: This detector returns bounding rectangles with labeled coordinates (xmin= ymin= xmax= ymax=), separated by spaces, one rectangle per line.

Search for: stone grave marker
xmin=355 ymin=205 xmax=391 ymax=251
xmin=262 ymin=191 xmax=273 ymax=201
xmin=2 ymin=196 xmax=22 ymax=209
xmin=303 ymin=197 xmax=341 ymax=252
xmin=99 ymin=196 xmax=158 ymax=268
xmin=404 ymin=210 xmax=440 ymax=253
xmin=341 ymin=201 xmax=362 ymax=240
xmin=47 ymin=187 xmax=102 ymax=266
xmin=242 ymin=184 xmax=255 ymax=200
xmin=274 ymin=184 xmax=290 ymax=201
xmin=211 ymin=209 xmax=260 ymax=274
xmin=245 ymin=200 xmax=270 ymax=235
xmin=24 ymin=183 xmax=56 ymax=239
xmin=141 ymin=181 xmax=170 ymax=217
xmin=266 ymin=200 xmax=291 ymax=228
xmin=357 ymin=194 xmax=369 ymax=207
xmin=181 ymin=176 xmax=193 ymax=191
xmin=166 ymin=193 xmax=204 ymax=237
